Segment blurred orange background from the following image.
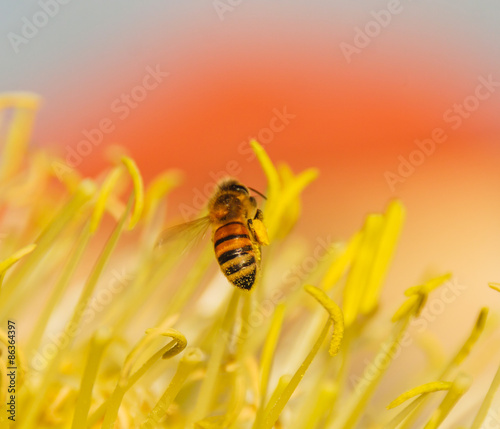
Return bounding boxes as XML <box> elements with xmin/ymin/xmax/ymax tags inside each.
<box><xmin>5</xmin><ymin>1</ymin><xmax>500</xmax><ymax>342</ymax></box>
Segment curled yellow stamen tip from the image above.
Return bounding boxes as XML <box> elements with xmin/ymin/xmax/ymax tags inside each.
<box><xmin>387</xmin><ymin>381</ymin><xmax>453</xmax><ymax>409</ymax></box>
<box><xmin>304</xmin><ymin>285</ymin><xmax>344</xmax><ymax>356</ymax></box>
<box><xmin>162</xmin><ymin>333</ymin><xmax>188</xmax><ymax>359</ymax></box>
<box><xmin>120</xmin><ymin>329</ymin><xmax>187</xmax><ymax>388</ymax></box>
<box><xmin>144</xmin><ymin>328</ymin><xmax>188</xmax><ymax>359</ymax></box>
<box><xmin>121</xmin><ymin>156</ymin><xmax>144</xmax><ymax>230</ymax></box>
<box><xmin>90</xmin><ymin>167</ymin><xmax>124</xmax><ymax>234</ymax></box>
<box><xmin>488</xmin><ymin>282</ymin><xmax>500</xmax><ymax>292</ymax></box>
<box><xmin>0</xmin><ymin>243</ymin><xmax>37</xmax><ymax>275</ymax></box>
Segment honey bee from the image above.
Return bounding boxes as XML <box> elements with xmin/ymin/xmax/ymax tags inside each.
<box><xmin>157</xmin><ymin>179</ymin><xmax>269</xmax><ymax>290</ymax></box>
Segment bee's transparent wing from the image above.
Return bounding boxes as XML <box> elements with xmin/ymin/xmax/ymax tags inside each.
<box><xmin>155</xmin><ymin>216</ymin><xmax>212</xmax><ymax>254</ymax></box>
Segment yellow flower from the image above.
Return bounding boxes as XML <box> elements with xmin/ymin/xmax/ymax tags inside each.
<box><xmin>0</xmin><ymin>93</ymin><xmax>499</xmax><ymax>428</ymax></box>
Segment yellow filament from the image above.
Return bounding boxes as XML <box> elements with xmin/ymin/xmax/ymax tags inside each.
<box><xmin>254</xmin><ymin>304</ymin><xmax>286</xmax><ymax>428</ymax></box>
<box><xmin>121</xmin><ymin>156</ymin><xmax>144</xmax><ymax>230</ymax></box>
<box><xmin>0</xmin><ymin>243</ymin><xmax>36</xmax><ymax>276</ymax></box>
<box><xmin>362</xmin><ymin>200</ymin><xmax>405</xmax><ymax>314</ymax></box>
<box><xmin>321</xmin><ymin>231</ymin><xmax>362</xmax><ymax>291</ymax></box>
<box><xmin>250</xmin><ymin>140</ymin><xmax>280</xmax><ymax>214</ymax></box>
<box><xmin>304</xmin><ymin>285</ymin><xmax>344</xmax><ymax>356</ymax></box>
<box><xmin>387</xmin><ymin>381</ymin><xmax>452</xmax><ymax>409</ymax></box>
<box><xmin>0</xmin><ymin>92</ymin><xmax>41</xmax><ymax>181</ymax></box>
<box><xmin>90</xmin><ymin>167</ymin><xmax>124</xmax><ymax>233</ymax></box>
<box><xmin>101</xmin><ymin>329</ymin><xmax>187</xmax><ymax>428</ymax></box>
<box><xmin>423</xmin><ymin>373</ymin><xmax>471</xmax><ymax>429</ymax></box>
<box><xmin>488</xmin><ymin>282</ymin><xmax>500</xmax><ymax>292</ymax></box>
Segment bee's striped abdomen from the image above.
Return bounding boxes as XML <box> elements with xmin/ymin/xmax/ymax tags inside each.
<box><xmin>213</xmin><ymin>221</ymin><xmax>258</xmax><ymax>290</ymax></box>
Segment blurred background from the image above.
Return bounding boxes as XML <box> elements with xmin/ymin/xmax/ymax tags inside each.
<box><xmin>2</xmin><ymin>1</ymin><xmax>500</xmax><ymax>347</ymax></box>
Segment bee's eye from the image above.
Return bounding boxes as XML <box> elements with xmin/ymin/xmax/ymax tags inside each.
<box><xmin>229</xmin><ymin>184</ymin><xmax>249</xmax><ymax>194</ymax></box>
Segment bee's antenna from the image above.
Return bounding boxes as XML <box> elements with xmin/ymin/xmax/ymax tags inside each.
<box><xmin>248</xmin><ymin>187</ymin><xmax>267</xmax><ymax>200</ymax></box>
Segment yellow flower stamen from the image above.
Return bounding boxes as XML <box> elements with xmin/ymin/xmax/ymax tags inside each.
<box><xmin>0</xmin><ymin>92</ymin><xmax>41</xmax><ymax>181</ymax></box>
<box><xmin>275</xmin><ymin>163</ymin><xmax>301</xmax><ymax>237</ymax></box>
<box><xmin>99</xmin><ymin>329</ymin><xmax>187</xmax><ymax>428</ymax></box>
<box><xmin>444</xmin><ymin>307</ymin><xmax>488</xmax><ymax>371</ymax></box>
<box><xmin>141</xmin><ymin>348</ymin><xmax>204</xmax><ymax>428</ymax></box>
<box><xmin>361</xmin><ymin>200</ymin><xmax>405</xmax><ymax>314</ymax></box>
<box><xmin>488</xmin><ymin>282</ymin><xmax>500</xmax><ymax>292</ymax></box>
<box><xmin>470</xmin><ymin>357</ymin><xmax>500</xmax><ymax>429</ymax></box>
<box><xmin>304</xmin><ymin>285</ymin><xmax>344</xmax><ymax>356</ymax></box>
<box><xmin>253</xmin><ymin>303</ymin><xmax>286</xmax><ymax>428</ymax></box>
<box><xmin>121</xmin><ymin>156</ymin><xmax>144</xmax><ymax>230</ymax></box>
<box><xmin>321</xmin><ymin>231</ymin><xmax>362</xmax><ymax>291</ymax></box>
<box><xmin>387</xmin><ymin>381</ymin><xmax>453</xmax><ymax>409</ymax></box>
<box><xmin>405</xmin><ymin>272</ymin><xmax>452</xmax><ymax>296</ymax></box>
<box><xmin>26</xmin><ymin>221</ymin><xmax>92</xmax><ymax>354</ymax></box>
<box><xmin>392</xmin><ymin>307</ymin><xmax>488</xmax><ymax>429</ymax></box>
<box><xmin>262</xmin><ymin>321</ymin><xmax>331</xmax><ymax>429</ymax></box>
<box><xmin>142</xmin><ymin>170</ymin><xmax>183</xmax><ymax>224</ymax></box>
<box><xmin>250</xmin><ymin>140</ymin><xmax>280</xmax><ymax>213</ymax></box>
<box><xmin>90</xmin><ymin>166</ymin><xmax>124</xmax><ymax>234</ymax></box>
<box><xmin>18</xmin><ymin>197</ymin><xmax>132</xmax><ymax>429</ymax></box>
<box><xmin>392</xmin><ymin>294</ymin><xmax>422</xmax><ymax>322</ymax></box>
<box><xmin>1</xmin><ymin>178</ymin><xmax>95</xmax><ymax>312</ymax></box>
<box><xmin>4</xmin><ymin>92</ymin><xmax>500</xmax><ymax>428</ymax></box>
<box><xmin>267</xmin><ymin>167</ymin><xmax>319</xmax><ymax>240</ymax></box>
<box><xmin>191</xmin><ymin>290</ymin><xmax>241</xmax><ymax>423</ymax></box>
<box><xmin>333</xmin><ymin>292</ymin><xmax>420</xmax><ymax>429</ymax></box>
<box><xmin>71</xmin><ymin>328</ymin><xmax>112</xmax><ymax>429</ymax></box>
<box><xmin>343</xmin><ymin>213</ymin><xmax>384</xmax><ymax>326</ymax></box>
<box><xmin>0</xmin><ymin>243</ymin><xmax>36</xmax><ymax>288</ymax></box>
<box><xmin>250</xmin><ymin>140</ymin><xmax>318</xmax><ymax>241</ymax></box>
<box><xmin>262</xmin><ymin>283</ymin><xmax>344</xmax><ymax>429</ymax></box>
<box><xmin>424</xmin><ymin>372</ymin><xmax>471</xmax><ymax>429</ymax></box>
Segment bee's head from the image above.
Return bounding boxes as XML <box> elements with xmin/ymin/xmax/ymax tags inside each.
<box><xmin>219</xmin><ymin>179</ymin><xmax>249</xmax><ymax>196</ymax></box>
<box><xmin>209</xmin><ymin>180</ymin><xmax>251</xmax><ymax>221</ymax></box>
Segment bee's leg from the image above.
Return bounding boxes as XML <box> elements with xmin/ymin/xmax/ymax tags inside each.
<box><xmin>248</xmin><ymin>210</ymin><xmax>270</xmax><ymax>246</ymax></box>
<box><xmin>254</xmin><ymin>209</ymin><xmax>264</xmax><ymax>221</ymax></box>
